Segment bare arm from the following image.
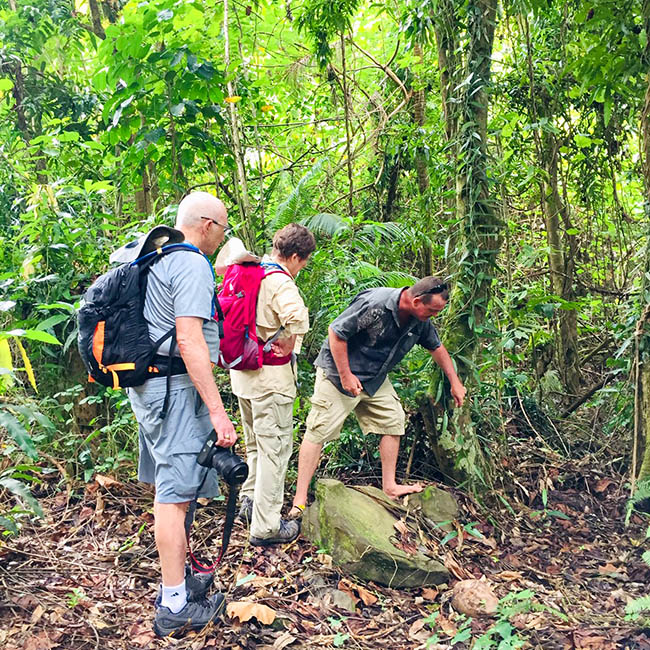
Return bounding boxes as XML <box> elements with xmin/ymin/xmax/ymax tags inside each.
<box><xmin>329</xmin><ymin>327</ymin><xmax>362</xmax><ymax>396</ymax></box>
<box><xmin>430</xmin><ymin>344</ymin><xmax>466</xmax><ymax>407</ymax></box>
<box><xmin>176</xmin><ymin>316</ymin><xmax>236</xmax><ymax>447</ymax></box>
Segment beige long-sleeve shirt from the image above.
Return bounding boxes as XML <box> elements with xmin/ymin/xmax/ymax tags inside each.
<box><xmin>229</xmin><ymin>257</ymin><xmax>309</xmax><ymax>399</ymax></box>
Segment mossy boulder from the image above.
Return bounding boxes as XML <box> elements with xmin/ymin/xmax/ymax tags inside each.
<box><xmin>302</xmin><ymin>479</ymin><xmax>449</xmax><ymax>588</ymax></box>
<box><xmin>408</xmin><ymin>485</ymin><xmax>459</xmax><ymax>531</ymax></box>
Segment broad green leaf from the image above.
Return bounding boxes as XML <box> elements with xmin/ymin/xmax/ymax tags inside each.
<box><xmin>0</xmin><ymin>477</ymin><xmax>43</xmax><ymax>517</ymax></box>
<box><xmin>0</xmin><ymin>515</ymin><xmax>19</xmax><ymax>534</ymax></box>
<box><xmin>4</xmin><ymin>330</ymin><xmax>60</xmax><ymax>345</ymax></box>
<box><xmin>0</xmin><ymin>410</ymin><xmax>37</xmax><ymax>458</ymax></box>
<box><xmin>0</xmin><ymin>78</ymin><xmax>14</xmax><ymax>91</ymax></box>
<box><xmin>573</xmin><ymin>134</ymin><xmax>592</xmax><ymax>148</ymax></box>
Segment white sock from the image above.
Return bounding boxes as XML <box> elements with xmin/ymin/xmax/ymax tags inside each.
<box><xmin>161</xmin><ymin>581</ymin><xmax>187</xmax><ymax>613</ymax></box>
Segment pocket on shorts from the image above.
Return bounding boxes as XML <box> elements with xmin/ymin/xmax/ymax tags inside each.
<box><xmin>305</xmin><ymin>396</ymin><xmax>332</xmax><ymax>432</ymax></box>
<box><xmin>271</xmin><ymin>396</ymin><xmax>294</xmax><ymax>431</ymax></box>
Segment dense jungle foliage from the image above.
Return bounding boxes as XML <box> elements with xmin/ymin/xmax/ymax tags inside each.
<box><xmin>0</xmin><ymin>0</ymin><xmax>649</xmax><ymax>536</ymax></box>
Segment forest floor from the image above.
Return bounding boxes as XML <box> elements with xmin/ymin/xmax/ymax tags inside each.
<box><xmin>1</xmin><ymin>436</ymin><xmax>650</xmax><ymax>650</ymax></box>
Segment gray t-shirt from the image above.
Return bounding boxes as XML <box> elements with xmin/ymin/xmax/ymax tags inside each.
<box><xmin>315</xmin><ymin>287</ymin><xmax>441</xmax><ymax>396</ymax></box>
<box><xmin>128</xmin><ymin>248</ymin><xmax>219</xmax><ymax>398</ymax></box>
<box><xmin>143</xmin><ymin>248</ymin><xmax>220</xmax><ymax>359</ymax></box>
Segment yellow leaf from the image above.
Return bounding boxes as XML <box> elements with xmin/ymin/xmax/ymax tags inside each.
<box><xmin>261</xmin><ymin>104</ymin><xmax>273</xmax><ymax>112</ymax></box>
<box><xmin>14</xmin><ymin>336</ymin><xmax>37</xmax><ymax>392</ymax></box>
<box><xmin>224</xmin><ymin>96</ymin><xmax>242</xmax><ymax>103</ymax></box>
<box><xmin>0</xmin><ymin>339</ymin><xmax>13</xmax><ymax>389</ymax></box>
<box><xmin>22</xmin><ymin>258</ymin><xmax>35</xmax><ymax>279</ymax></box>
<box><xmin>226</xmin><ymin>601</ymin><xmax>276</xmax><ymax>625</ymax></box>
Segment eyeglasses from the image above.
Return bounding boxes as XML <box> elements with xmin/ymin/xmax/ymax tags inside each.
<box><xmin>201</xmin><ymin>216</ymin><xmax>231</xmax><ymax>236</ymax></box>
<box><xmin>416</xmin><ymin>283</ymin><xmax>449</xmax><ymax>297</ymax></box>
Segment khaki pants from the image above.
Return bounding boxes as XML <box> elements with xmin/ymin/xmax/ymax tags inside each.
<box><xmin>304</xmin><ymin>368</ymin><xmax>405</xmax><ymax>444</ymax></box>
<box><xmin>238</xmin><ymin>393</ymin><xmax>294</xmax><ymax>539</ymax></box>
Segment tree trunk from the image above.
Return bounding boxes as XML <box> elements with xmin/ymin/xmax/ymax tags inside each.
<box><xmin>223</xmin><ymin>0</ymin><xmax>255</xmax><ymax>250</ymax></box>
<box><xmin>541</xmin><ymin>130</ymin><xmax>581</xmax><ymax>394</ymax></box>
<box><xmin>433</xmin><ymin>0</ymin><xmax>462</xmax><ymax>262</ymax></box>
<box><xmin>412</xmin><ymin>44</ymin><xmax>429</xmax><ymax>195</ymax></box>
<box><xmin>635</xmin><ymin>0</ymin><xmax>650</xmax><ymax>483</ymax></box>
<box><xmin>424</xmin><ymin>0</ymin><xmax>500</xmax><ymax>486</ymax></box>
<box><xmin>88</xmin><ymin>0</ymin><xmax>106</xmax><ymax>39</ymax></box>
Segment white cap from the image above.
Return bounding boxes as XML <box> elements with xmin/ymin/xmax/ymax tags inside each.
<box><xmin>214</xmin><ymin>237</ymin><xmax>260</xmax><ymax>275</ymax></box>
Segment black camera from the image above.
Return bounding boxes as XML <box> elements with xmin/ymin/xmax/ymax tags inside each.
<box><xmin>197</xmin><ymin>430</ymin><xmax>249</xmax><ymax>486</ymax></box>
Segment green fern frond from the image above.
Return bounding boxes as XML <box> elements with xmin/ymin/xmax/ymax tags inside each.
<box><xmin>626</xmin><ymin>595</ymin><xmax>650</xmax><ymax>616</ymax></box>
<box><xmin>630</xmin><ymin>480</ymin><xmax>650</xmax><ymax>506</ymax></box>
<box><xmin>303</xmin><ymin>212</ymin><xmax>351</xmax><ymax>237</ymax></box>
<box><xmin>348</xmin><ymin>261</ymin><xmax>416</xmax><ymax>289</ymax></box>
<box><xmin>273</xmin><ymin>159</ymin><xmax>326</xmax><ymax>229</ymax></box>
<box><xmin>626</xmin><ymin>479</ymin><xmax>650</xmax><ymax>524</ymax></box>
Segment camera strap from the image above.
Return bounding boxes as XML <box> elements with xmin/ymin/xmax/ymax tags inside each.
<box><xmin>184</xmin><ymin>470</ymin><xmax>240</xmax><ymax>573</ymax></box>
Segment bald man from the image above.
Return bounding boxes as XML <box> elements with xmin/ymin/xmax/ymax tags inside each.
<box><xmin>126</xmin><ymin>192</ymin><xmax>236</xmax><ymax>637</ymax></box>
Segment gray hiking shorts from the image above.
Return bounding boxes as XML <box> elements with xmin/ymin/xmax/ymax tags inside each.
<box><xmin>128</xmin><ymin>375</ymin><xmax>219</xmax><ymax>504</ymax></box>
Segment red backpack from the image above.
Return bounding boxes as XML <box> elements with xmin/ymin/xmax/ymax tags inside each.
<box><xmin>214</xmin><ymin>262</ymin><xmax>292</xmax><ymax>370</ymax></box>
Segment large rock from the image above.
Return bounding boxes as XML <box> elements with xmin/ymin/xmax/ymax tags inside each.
<box><xmin>302</xmin><ymin>479</ymin><xmax>449</xmax><ymax>588</ymax></box>
<box><xmin>407</xmin><ymin>485</ymin><xmax>459</xmax><ymax>532</ymax></box>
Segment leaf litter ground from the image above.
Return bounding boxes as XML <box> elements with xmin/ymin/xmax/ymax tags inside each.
<box><xmin>1</xmin><ymin>437</ymin><xmax>649</xmax><ymax>650</ymax></box>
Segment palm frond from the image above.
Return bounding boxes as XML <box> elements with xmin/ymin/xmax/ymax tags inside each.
<box><xmin>272</xmin><ymin>159</ymin><xmax>327</xmax><ymax>230</ymax></box>
<box><xmin>302</xmin><ymin>212</ymin><xmax>351</xmax><ymax>237</ymax></box>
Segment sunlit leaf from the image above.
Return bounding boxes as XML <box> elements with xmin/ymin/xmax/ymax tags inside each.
<box><xmin>13</xmin><ymin>337</ymin><xmax>37</xmax><ymax>393</ymax></box>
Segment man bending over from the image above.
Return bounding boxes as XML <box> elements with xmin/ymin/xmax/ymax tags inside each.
<box><xmin>290</xmin><ymin>277</ymin><xmax>466</xmax><ymax>518</ymax></box>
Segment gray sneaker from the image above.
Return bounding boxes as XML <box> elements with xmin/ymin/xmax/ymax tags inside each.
<box><xmin>153</xmin><ymin>592</ymin><xmax>225</xmax><ymax>637</ymax></box>
<box><xmin>154</xmin><ymin>565</ymin><xmax>214</xmax><ymax>607</ymax></box>
<box><xmin>238</xmin><ymin>496</ymin><xmax>253</xmax><ymax>523</ymax></box>
<box><xmin>249</xmin><ymin>519</ymin><xmax>300</xmax><ymax>547</ymax></box>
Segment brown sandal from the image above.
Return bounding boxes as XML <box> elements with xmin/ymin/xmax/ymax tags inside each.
<box><xmin>288</xmin><ymin>504</ymin><xmax>305</xmax><ymax>519</ymax></box>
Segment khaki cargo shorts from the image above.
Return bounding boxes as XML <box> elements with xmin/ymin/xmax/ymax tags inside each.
<box><xmin>304</xmin><ymin>368</ymin><xmax>405</xmax><ymax>444</ymax></box>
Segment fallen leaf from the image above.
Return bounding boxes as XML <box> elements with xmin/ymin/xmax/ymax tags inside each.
<box><xmin>128</xmin><ymin>621</ymin><xmax>155</xmax><ymax>645</ymax></box>
<box><xmin>131</xmin><ymin>630</ymin><xmax>156</xmax><ymax>647</ymax></box>
<box><xmin>24</xmin><ymin>631</ymin><xmax>57</xmax><ymax>650</ymax></box>
<box><xmin>436</xmin><ymin>613</ymin><xmax>458</xmax><ymax>637</ymax></box>
<box><xmin>444</xmin><ymin>552</ymin><xmax>473</xmax><ymax>580</ymax></box>
<box><xmin>272</xmin><ymin>631</ymin><xmax>297</xmax><ymax>649</ymax></box>
<box><xmin>496</xmin><ymin>570</ymin><xmax>523</xmax><ymax>581</ymax></box>
<box><xmin>355</xmin><ymin>584</ymin><xmax>378</xmax><ymax>606</ymax></box>
<box><xmin>227</xmin><ymin>601</ymin><xmax>276</xmax><ymax>625</ymax></box>
<box><xmin>30</xmin><ymin>604</ymin><xmax>45</xmax><ymax>624</ymax></box>
<box><xmin>12</xmin><ymin>594</ymin><xmax>40</xmax><ymax>609</ymax></box>
<box><xmin>337</xmin><ymin>579</ymin><xmax>360</xmax><ymax>606</ymax></box>
<box><xmin>408</xmin><ymin>618</ymin><xmax>430</xmax><ymax>642</ymax></box>
<box><xmin>95</xmin><ymin>474</ymin><xmax>121</xmax><ymax>488</ymax></box>
<box><xmin>594</xmin><ymin>479</ymin><xmax>616</xmax><ymax>493</ymax></box>
<box><xmin>317</xmin><ymin>553</ymin><xmax>332</xmax><ymax>568</ymax></box>
<box><xmin>598</xmin><ymin>563</ymin><xmax>620</xmax><ymax>575</ymax></box>
<box><xmin>451</xmin><ymin>579</ymin><xmax>498</xmax><ymax>617</ymax></box>
<box><xmin>394</xmin><ymin>519</ymin><xmax>408</xmax><ymax>535</ymax></box>
<box><xmin>421</xmin><ymin>587</ymin><xmax>439</xmax><ymax>600</ymax></box>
